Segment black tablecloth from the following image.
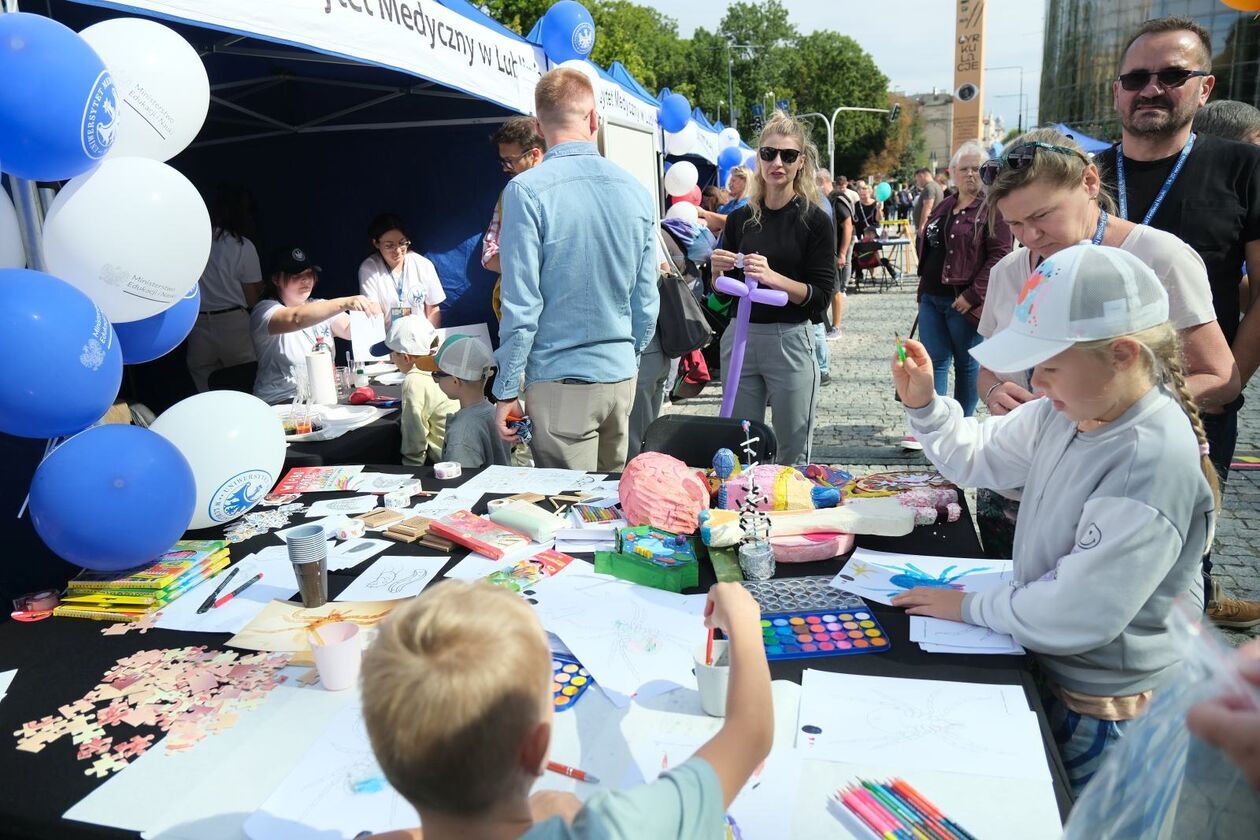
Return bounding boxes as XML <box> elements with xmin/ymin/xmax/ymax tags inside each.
<box><xmin>0</xmin><ymin>466</ymin><xmax>1071</xmax><ymax>838</ymax></box>
<box><xmin>283</xmin><ymin>385</ymin><xmax>404</xmax><ymax>469</ymax></box>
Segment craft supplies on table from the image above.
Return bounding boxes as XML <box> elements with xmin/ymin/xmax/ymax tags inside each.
<box><xmin>741</xmin><ymin>575</ymin><xmax>870</xmax><ymax>613</ymax></box>
<box><xmin>428</xmin><ymin>509</ymin><xmax>535</xmax><ymax>561</ymax></box>
<box><xmin>551</xmin><ymin>653</ymin><xmax>594</xmax><ymax>711</ymax></box>
<box><xmin>833</xmin><ymin>778</ymin><xmax>979</xmax><ymax>840</ymax></box>
<box><xmin>831</xmin><ymin>547</ymin><xmax>1014</xmax><ymax>606</ymax></box>
<box><xmin>487</xmin><ymin>499</ymin><xmax>569</xmax><ymax>542</ymax></box>
<box><xmin>750</xmin><ymin>607</ymin><xmax>890</xmax><ymax>660</ymax></box>
<box><xmin>55</xmin><ymin>540</ymin><xmax>232</xmax><ymax>622</ymax></box>
<box><xmin>594</xmin><ymin>526</ymin><xmax>699</xmax><ymax>592</ymax></box>
<box><xmin>273</xmin><ymin>465</ymin><xmax>365</xmax><ymax>495</ymax></box>
<box><xmin>433</xmin><ymin>461</ymin><xmax>462</xmax><ymax>479</ymax></box>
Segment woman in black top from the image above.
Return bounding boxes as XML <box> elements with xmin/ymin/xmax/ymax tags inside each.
<box><xmin>711</xmin><ymin>110</ymin><xmax>837</xmax><ymax>464</ymax></box>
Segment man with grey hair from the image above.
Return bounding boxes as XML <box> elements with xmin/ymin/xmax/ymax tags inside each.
<box><xmin>1193</xmin><ymin>99</ymin><xmax>1260</xmax><ymax>146</ymax></box>
<box><xmin>1095</xmin><ymin>16</ymin><xmax>1260</xmax><ymax>628</ymax></box>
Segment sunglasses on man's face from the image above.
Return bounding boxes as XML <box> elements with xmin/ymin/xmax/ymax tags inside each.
<box><xmin>1117</xmin><ymin>67</ymin><xmax>1209</xmax><ymax>92</ymax></box>
<box><xmin>978</xmin><ymin>142</ymin><xmax>1085</xmax><ymax>186</ymax></box>
<box><xmin>758</xmin><ymin>146</ymin><xmax>802</xmax><ymax>165</ymax></box>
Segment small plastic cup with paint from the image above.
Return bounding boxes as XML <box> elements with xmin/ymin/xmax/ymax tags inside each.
<box><xmin>693</xmin><ymin>640</ymin><xmax>730</xmax><ymax>717</ymax></box>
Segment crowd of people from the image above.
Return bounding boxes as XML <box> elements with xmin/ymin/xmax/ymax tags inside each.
<box><xmin>171</xmin><ymin>15</ymin><xmax>1260</xmax><ymax>818</ymax></box>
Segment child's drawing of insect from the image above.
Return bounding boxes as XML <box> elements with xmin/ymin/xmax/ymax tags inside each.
<box><xmin>875</xmin><ymin>562</ymin><xmax>988</xmax><ymax>597</ymax></box>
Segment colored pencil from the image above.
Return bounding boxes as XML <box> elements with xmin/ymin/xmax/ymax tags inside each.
<box><xmin>546</xmin><ymin>760</ymin><xmax>600</xmax><ymax>784</ymax></box>
<box><xmin>851</xmin><ymin>787</ymin><xmax>914</xmax><ymax>840</ymax></box>
<box><xmin>197</xmin><ymin>566</ymin><xmax>240</xmax><ymax>614</ymax></box>
<box><xmin>875</xmin><ymin>781</ymin><xmax>957</xmax><ymax>840</ymax></box>
<box><xmin>862</xmin><ymin>781</ymin><xmax>940</xmax><ymax>840</ymax></box>
<box><xmin>705</xmin><ymin>628</ymin><xmax>714</xmax><ymax>666</ymax></box>
<box><xmin>895</xmin><ymin>332</ymin><xmax>906</xmax><ymax>364</ymax></box>
<box><xmin>841</xmin><ymin>787</ymin><xmax>901</xmax><ymax>840</ymax></box>
<box><xmin>213</xmin><ymin>572</ymin><xmax>263</xmax><ymax>609</ymax></box>
<box><xmin>891</xmin><ymin>779</ymin><xmax>976</xmax><ymax>840</ymax></box>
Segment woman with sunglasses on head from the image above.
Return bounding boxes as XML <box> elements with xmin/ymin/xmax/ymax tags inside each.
<box><xmin>358</xmin><ymin>212</ymin><xmax>445</xmax><ymax>327</ymax></box>
<box><xmin>975</xmin><ymin>127</ymin><xmax>1238</xmax><ymax>559</ymax></box>
<box><xmin>711</xmin><ymin>111</ymin><xmax>837</xmax><ymax>465</ymax></box>
<box><xmin>911</xmin><ymin>140</ymin><xmax>1013</xmax><ymax>443</ymax></box>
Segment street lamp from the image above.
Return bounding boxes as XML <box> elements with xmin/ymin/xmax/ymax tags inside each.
<box><xmin>985</xmin><ymin>65</ymin><xmax>1025</xmax><ymax>132</ymax></box>
<box><xmin>796</xmin><ymin>106</ymin><xmax>897</xmax><ymax>176</ymax></box>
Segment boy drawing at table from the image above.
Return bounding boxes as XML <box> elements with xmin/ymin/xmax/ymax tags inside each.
<box><xmin>891</xmin><ymin>243</ymin><xmax>1218</xmax><ymax>794</ymax></box>
<box><xmin>360</xmin><ymin>580</ymin><xmax>772</xmax><ymax>840</ymax></box>
<box><xmin>431</xmin><ymin>334</ymin><xmax>512</xmax><ymax>469</ymax></box>
<box><xmin>371</xmin><ymin>316</ymin><xmax>457</xmax><ymax>467</ymax></box>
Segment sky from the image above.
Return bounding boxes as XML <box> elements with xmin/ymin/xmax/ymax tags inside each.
<box><xmin>638</xmin><ymin>0</ymin><xmax>1044</xmax><ymax>134</ymax></box>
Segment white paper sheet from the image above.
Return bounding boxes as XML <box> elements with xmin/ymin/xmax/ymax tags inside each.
<box><xmin>530</xmin><ymin>573</ymin><xmax>706</xmax><ymax>706</ymax></box>
<box><xmin>409</xmin><ymin>487</ymin><xmax>484</xmax><ymax>519</ymax></box>
<box><xmin>830</xmin><ymin>548</ymin><xmax>1014</xmax><ymax>606</ymax></box>
<box><xmin>348</xmin><ymin>472</ymin><xmax>416</xmax><ymax>494</ymax></box>
<box><xmin>794</xmin><ymin>670</ymin><xmax>1049</xmax><ymax>781</ymax></box>
<box><xmin>64</xmin><ymin>670</ymin><xmax>357</xmax><ymax>838</ymax></box>
<box><xmin>349</xmin><ymin>311</ymin><xmax>388</xmax><ymax>361</ymax></box>
<box><xmin>552</xmin><ymin>537</ymin><xmax>618</xmax><ymax>554</ymax></box>
<box><xmin>455</xmin><ymin>466</ymin><xmax>607</xmax><ymax>497</ymax></box>
<box><xmin>303</xmin><ymin>495</ymin><xmax>378</xmax><ymax>518</ymax></box>
<box><xmin>334</xmin><ymin>555</ymin><xmax>449</xmax><ymax>602</ymax></box>
<box><xmin>327</xmin><ymin>538</ymin><xmax>393</xmax><ymax>571</ymax></box>
<box><xmin>244</xmin><ymin>702</ymin><xmax>418</xmax><ymax>840</ymax></box>
<box><xmin>909</xmin><ymin>616</ymin><xmax>1025</xmax><ymax>654</ymax></box>
<box><xmin>918</xmin><ymin>642</ymin><xmax>1027</xmax><ymax>655</ymax></box>
<box><xmin>435</xmin><ymin>321</ymin><xmax>492</xmax><ymax>352</ymax></box>
<box><xmin>0</xmin><ymin>668</ymin><xmax>15</xmax><ymax>705</ymax></box>
<box><xmin>153</xmin><ymin>550</ymin><xmax>300</xmax><ymax>633</ymax></box>
<box><xmin>441</xmin><ymin>553</ymin><xmax>504</xmax><ymax>581</ymax></box>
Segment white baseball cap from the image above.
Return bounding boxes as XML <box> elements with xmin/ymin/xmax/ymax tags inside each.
<box><xmin>371</xmin><ymin>315</ymin><xmax>440</xmax><ymax>368</ymax></box>
<box><xmin>970</xmin><ymin>242</ymin><xmax>1170</xmax><ymax>374</ymax></box>
<box><xmin>433</xmin><ymin>334</ymin><xmax>495</xmax><ymax>381</ymax></box>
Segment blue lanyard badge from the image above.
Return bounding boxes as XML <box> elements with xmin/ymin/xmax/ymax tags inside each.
<box><xmin>1091</xmin><ymin>208</ymin><xmax>1108</xmax><ymax>245</ymax></box>
<box><xmin>1116</xmin><ymin>133</ymin><xmax>1195</xmax><ymax>224</ymax></box>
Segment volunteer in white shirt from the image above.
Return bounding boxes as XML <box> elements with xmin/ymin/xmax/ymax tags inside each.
<box><xmin>357</xmin><ymin>213</ymin><xmax>445</xmax><ymax>326</ymax></box>
<box><xmin>251</xmin><ymin>246</ymin><xmax>382</xmax><ymax>404</ymax></box>
<box><xmin>186</xmin><ymin>186</ymin><xmax>265</xmax><ymax>391</ymax></box>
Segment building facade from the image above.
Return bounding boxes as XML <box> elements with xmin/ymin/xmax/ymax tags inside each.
<box><xmin>913</xmin><ymin>91</ymin><xmax>954</xmax><ymax>172</ymax></box>
<box><xmin>1040</xmin><ymin>0</ymin><xmax>1260</xmax><ymax>142</ymax></box>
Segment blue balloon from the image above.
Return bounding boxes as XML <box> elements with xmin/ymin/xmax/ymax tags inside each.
<box><xmin>718</xmin><ymin>165</ymin><xmax>731</xmax><ymax>188</ymax></box>
<box><xmin>30</xmin><ymin>425</ymin><xmax>196</xmax><ymax>571</ymax></box>
<box><xmin>660</xmin><ymin>93</ymin><xmax>691</xmax><ymax>134</ymax></box>
<box><xmin>718</xmin><ymin>145</ymin><xmax>744</xmax><ymax>169</ymax></box>
<box><xmin>540</xmin><ymin>0</ymin><xmax>596</xmax><ymax>63</ymax></box>
<box><xmin>1</xmin><ymin>269</ymin><xmax>123</xmax><ymax>437</ymax></box>
<box><xmin>114</xmin><ymin>284</ymin><xmax>200</xmax><ymax>364</ymax></box>
<box><xmin>0</xmin><ymin>14</ymin><xmax>117</xmax><ymax>181</ymax></box>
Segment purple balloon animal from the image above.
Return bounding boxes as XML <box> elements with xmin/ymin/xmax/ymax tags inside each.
<box><xmin>715</xmin><ymin>254</ymin><xmax>789</xmax><ymax>417</ymax></box>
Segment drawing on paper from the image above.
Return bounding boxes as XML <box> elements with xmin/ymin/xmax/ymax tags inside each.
<box><xmin>366</xmin><ymin>567</ymin><xmax>430</xmax><ymax>595</ymax></box>
<box><xmin>839</xmin><ymin>561</ymin><xmax>988</xmax><ymax>599</ymax></box>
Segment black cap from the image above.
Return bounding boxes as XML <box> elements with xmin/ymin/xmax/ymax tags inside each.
<box><xmin>271</xmin><ymin>246</ymin><xmax>321</xmax><ymax>275</ymax></box>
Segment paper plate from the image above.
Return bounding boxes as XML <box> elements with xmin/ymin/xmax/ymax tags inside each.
<box><xmin>373</xmin><ymin>371</ymin><xmax>406</xmax><ymax>385</ymax></box>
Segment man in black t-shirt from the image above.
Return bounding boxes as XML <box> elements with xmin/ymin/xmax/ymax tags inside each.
<box><xmin>1096</xmin><ymin>16</ymin><xmax>1260</xmax><ymax>629</ymax></box>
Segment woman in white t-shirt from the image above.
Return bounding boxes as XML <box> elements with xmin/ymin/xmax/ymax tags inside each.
<box><xmin>973</xmin><ymin>128</ymin><xmax>1238</xmax><ymax>558</ymax></box>
<box><xmin>358</xmin><ymin>213</ymin><xmax>445</xmax><ymax>326</ymax></box>
<box><xmin>251</xmin><ymin>246</ymin><xmax>382</xmax><ymax>404</ymax></box>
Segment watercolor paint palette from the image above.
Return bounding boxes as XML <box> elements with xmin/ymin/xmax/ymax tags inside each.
<box><xmin>740</xmin><ymin>576</ymin><xmax>869</xmax><ymax>614</ymax></box>
<box><xmin>551</xmin><ymin>653</ymin><xmax>594</xmax><ymax>711</ymax></box>
<box><xmin>757</xmin><ymin>608</ymin><xmax>891</xmax><ymax>660</ymax></box>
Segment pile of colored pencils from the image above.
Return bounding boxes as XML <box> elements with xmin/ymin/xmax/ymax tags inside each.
<box><xmin>834</xmin><ymin>778</ymin><xmax>976</xmax><ymax>840</ymax></box>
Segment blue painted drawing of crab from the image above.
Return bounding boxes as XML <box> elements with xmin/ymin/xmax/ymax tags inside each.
<box><xmin>875</xmin><ymin>562</ymin><xmax>988</xmax><ymax>597</ymax></box>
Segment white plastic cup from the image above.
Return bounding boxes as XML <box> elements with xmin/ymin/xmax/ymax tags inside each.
<box><xmin>693</xmin><ymin>640</ymin><xmax>730</xmax><ymax>717</ymax></box>
<box><xmin>311</xmin><ymin>621</ymin><xmax>362</xmax><ymax>691</ymax></box>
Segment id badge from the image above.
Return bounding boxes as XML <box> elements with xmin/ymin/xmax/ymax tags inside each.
<box><xmin>390</xmin><ymin>306</ymin><xmax>413</xmax><ymax>319</ymax></box>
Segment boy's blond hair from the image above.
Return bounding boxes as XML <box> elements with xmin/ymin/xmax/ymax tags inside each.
<box><xmin>361</xmin><ymin>580</ymin><xmax>553</xmax><ymax>815</ymax></box>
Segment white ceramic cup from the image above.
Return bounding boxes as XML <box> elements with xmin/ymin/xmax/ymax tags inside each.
<box><xmin>693</xmin><ymin>640</ymin><xmax>730</xmax><ymax>717</ymax></box>
<box><xmin>311</xmin><ymin>621</ymin><xmax>362</xmax><ymax>691</ymax></box>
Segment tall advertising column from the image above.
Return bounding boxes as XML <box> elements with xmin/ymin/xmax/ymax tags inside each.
<box><xmin>951</xmin><ymin>0</ymin><xmax>986</xmax><ymax>153</ymax></box>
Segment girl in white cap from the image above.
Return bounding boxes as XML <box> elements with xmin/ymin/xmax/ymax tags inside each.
<box><xmin>890</xmin><ymin>242</ymin><xmax>1219</xmax><ymax>794</ymax></box>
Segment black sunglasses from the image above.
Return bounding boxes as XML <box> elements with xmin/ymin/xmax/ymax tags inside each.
<box><xmin>758</xmin><ymin>146</ymin><xmax>802</xmax><ymax>165</ymax></box>
<box><xmin>978</xmin><ymin>142</ymin><xmax>1086</xmax><ymax>186</ymax></box>
<box><xmin>1117</xmin><ymin>67</ymin><xmax>1209</xmax><ymax>92</ymax></box>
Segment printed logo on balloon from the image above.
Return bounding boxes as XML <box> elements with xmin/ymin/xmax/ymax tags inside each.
<box><xmin>79</xmin><ymin>307</ymin><xmax>113</xmax><ymax>372</ymax></box>
<box><xmin>80</xmin><ymin>71</ymin><xmax>119</xmax><ymax>160</ymax></box>
<box><xmin>572</xmin><ymin>22</ymin><xmax>595</xmax><ymax>56</ymax></box>
<box><xmin>209</xmin><ymin>470</ymin><xmax>273</xmax><ymax>523</ymax></box>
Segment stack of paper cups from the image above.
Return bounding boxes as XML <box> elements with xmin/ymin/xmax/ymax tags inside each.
<box><xmin>307</xmin><ymin>346</ymin><xmax>338</xmax><ymax>405</ymax></box>
<box><xmin>287</xmin><ymin>524</ymin><xmax>329</xmax><ymax>608</ymax></box>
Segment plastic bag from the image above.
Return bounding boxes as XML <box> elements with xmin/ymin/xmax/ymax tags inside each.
<box><xmin>1063</xmin><ymin>597</ymin><xmax>1260</xmax><ymax>839</ymax></box>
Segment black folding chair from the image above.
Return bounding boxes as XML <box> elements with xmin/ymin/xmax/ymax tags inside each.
<box><xmin>641</xmin><ymin>414</ymin><xmax>778</xmax><ymax>468</ymax></box>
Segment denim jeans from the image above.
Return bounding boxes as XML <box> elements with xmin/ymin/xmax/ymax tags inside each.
<box><xmin>813</xmin><ymin>323</ymin><xmax>829</xmax><ymax>376</ymax></box>
<box><xmin>918</xmin><ymin>294</ymin><xmax>981</xmax><ymax>416</ymax></box>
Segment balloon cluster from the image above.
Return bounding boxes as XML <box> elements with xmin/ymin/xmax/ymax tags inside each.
<box><xmin>0</xmin><ymin>14</ymin><xmax>283</xmax><ymax>571</ymax></box>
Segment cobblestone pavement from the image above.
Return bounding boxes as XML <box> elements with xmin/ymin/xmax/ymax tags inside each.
<box><xmin>664</xmin><ymin>281</ymin><xmax>1260</xmax><ymax>645</ymax></box>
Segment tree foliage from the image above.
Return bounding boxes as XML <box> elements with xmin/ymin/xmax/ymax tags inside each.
<box><xmin>481</xmin><ymin>0</ymin><xmax>897</xmax><ymax>175</ymax></box>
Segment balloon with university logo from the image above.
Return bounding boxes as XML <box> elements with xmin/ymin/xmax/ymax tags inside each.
<box><xmin>540</xmin><ymin>0</ymin><xmax>596</xmax><ymax>64</ymax></box>
<box><xmin>29</xmin><ymin>425</ymin><xmax>196</xmax><ymax>572</ymax></box>
<box><xmin>150</xmin><ymin>391</ymin><xmax>286</xmax><ymax>530</ymax></box>
<box><xmin>79</xmin><ymin>18</ymin><xmax>211</xmax><ymax>162</ymax></box>
<box><xmin>113</xmin><ymin>283</ymin><xmax>200</xmax><ymax>364</ymax></box>
<box><xmin>0</xmin><ymin>13</ymin><xmax>117</xmax><ymax>181</ymax></box>
<box><xmin>42</xmin><ymin>157</ymin><xmax>211</xmax><ymax>323</ymax></box>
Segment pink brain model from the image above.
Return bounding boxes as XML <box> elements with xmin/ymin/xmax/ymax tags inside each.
<box><xmin>619</xmin><ymin>452</ymin><xmax>711</xmax><ymax>534</ymax></box>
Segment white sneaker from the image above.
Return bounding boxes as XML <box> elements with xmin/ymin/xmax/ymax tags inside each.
<box><xmin>900</xmin><ymin>436</ymin><xmax>923</xmax><ymax>451</ymax></box>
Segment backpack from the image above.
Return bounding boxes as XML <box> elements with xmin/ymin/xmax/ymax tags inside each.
<box><xmin>654</xmin><ymin>229</ymin><xmax>714</xmax><ymax>359</ymax></box>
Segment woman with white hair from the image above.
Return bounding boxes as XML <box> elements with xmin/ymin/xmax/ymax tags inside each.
<box><xmin>910</xmin><ymin>140</ymin><xmax>1012</xmax><ymax>437</ymax></box>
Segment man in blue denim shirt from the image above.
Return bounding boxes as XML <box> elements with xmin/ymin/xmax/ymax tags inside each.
<box><xmin>492</xmin><ymin>68</ymin><xmax>659</xmax><ymax>471</ymax></box>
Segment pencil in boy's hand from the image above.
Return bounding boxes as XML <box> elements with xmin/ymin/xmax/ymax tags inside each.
<box><xmin>895</xmin><ymin>332</ymin><xmax>906</xmax><ymax>365</ymax></box>
<box><xmin>546</xmin><ymin>760</ymin><xmax>600</xmax><ymax>784</ymax></box>
<box><xmin>705</xmin><ymin>627</ymin><xmax>714</xmax><ymax>666</ymax></box>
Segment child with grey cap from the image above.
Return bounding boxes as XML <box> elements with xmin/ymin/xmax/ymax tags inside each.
<box><xmin>432</xmin><ymin>335</ymin><xmax>512</xmax><ymax>469</ymax></box>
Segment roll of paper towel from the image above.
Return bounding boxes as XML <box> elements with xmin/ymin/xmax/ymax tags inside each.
<box><xmin>307</xmin><ymin>345</ymin><xmax>338</xmax><ymax>405</ymax></box>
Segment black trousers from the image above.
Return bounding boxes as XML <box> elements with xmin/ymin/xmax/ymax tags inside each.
<box><xmin>1200</xmin><ymin>395</ymin><xmax>1242</xmax><ymax>605</ymax></box>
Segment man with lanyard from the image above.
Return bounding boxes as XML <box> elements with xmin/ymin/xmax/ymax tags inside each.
<box><xmin>1096</xmin><ymin>16</ymin><xmax>1260</xmax><ymax>629</ymax></box>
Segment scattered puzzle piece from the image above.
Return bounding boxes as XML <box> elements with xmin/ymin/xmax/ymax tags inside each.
<box><xmin>114</xmin><ymin>734</ymin><xmax>153</xmax><ymax>759</ymax></box>
<box><xmin>84</xmin><ymin>753</ymin><xmax>129</xmax><ymax>778</ymax></box>
<box><xmin>76</xmin><ymin>736</ymin><xmax>113</xmax><ymax>760</ymax></box>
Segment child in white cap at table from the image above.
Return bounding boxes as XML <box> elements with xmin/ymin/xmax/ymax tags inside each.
<box><xmin>889</xmin><ymin>242</ymin><xmax>1219</xmax><ymax>795</ymax></box>
<box><xmin>431</xmin><ymin>334</ymin><xmax>512</xmax><ymax>469</ymax></box>
<box><xmin>371</xmin><ymin>315</ymin><xmax>457</xmax><ymax>466</ymax></box>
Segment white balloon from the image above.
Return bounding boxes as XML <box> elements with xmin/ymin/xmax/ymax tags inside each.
<box><xmin>43</xmin><ymin>157</ymin><xmax>211</xmax><ymax>323</ymax></box>
<box><xmin>664</xmin><ymin>122</ymin><xmax>698</xmax><ymax>157</ymax></box>
<box><xmin>663</xmin><ymin>160</ymin><xmax>699</xmax><ymax>197</ymax></box>
<box><xmin>719</xmin><ymin>127</ymin><xmax>741</xmax><ymax>149</ymax></box>
<box><xmin>557</xmin><ymin>58</ymin><xmax>603</xmax><ymax>102</ymax></box>
<box><xmin>665</xmin><ymin>201</ymin><xmax>699</xmax><ymax>224</ymax></box>
<box><xmin>151</xmin><ymin>391</ymin><xmax>286</xmax><ymax>530</ymax></box>
<box><xmin>80</xmin><ymin>18</ymin><xmax>210</xmax><ymax>162</ymax></box>
<box><xmin>0</xmin><ymin>186</ymin><xmax>25</xmax><ymax>269</ymax></box>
